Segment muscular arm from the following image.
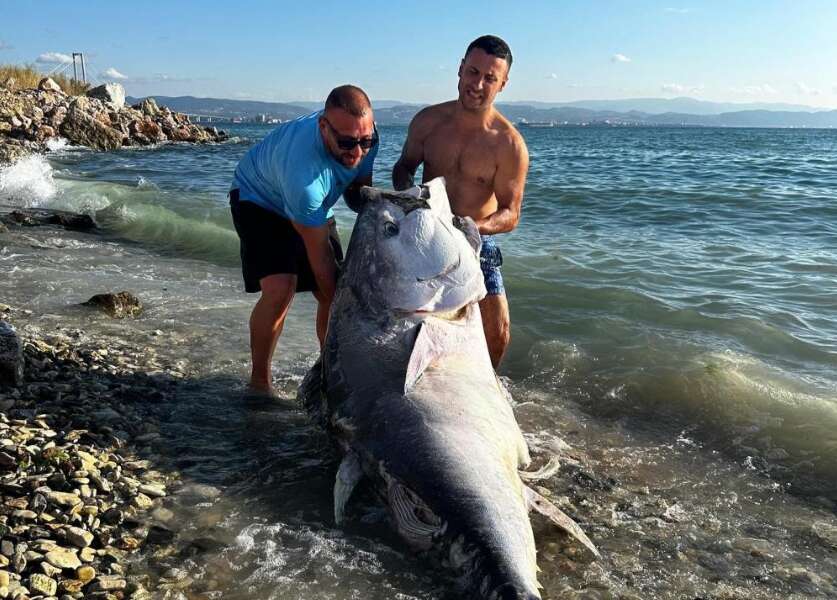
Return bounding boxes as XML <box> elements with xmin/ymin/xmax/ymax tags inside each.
<box><xmin>392</xmin><ymin>110</ymin><xmax>430</xmax><ymax>190</ymax></box>
<box><xmin>475</xmin><ymin>133</ymin><xmax>529</xmax><ymax>235</ymax></box>
<box><xmin>292</xmin><ymin>222</ymin><xmax>337</xmax><ymax>302</ymax></box>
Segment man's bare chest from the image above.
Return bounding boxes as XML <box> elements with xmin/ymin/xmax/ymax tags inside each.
<box><xmin>424</xmin><ymin>131</ymin><xmax>498</xmax><ymax>186</ymax></box>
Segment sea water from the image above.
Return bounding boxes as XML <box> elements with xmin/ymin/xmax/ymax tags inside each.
<box><xmin>1</xmin><ymin>125</ymin><xmax>835</xmax><ymax>598</ymax></box>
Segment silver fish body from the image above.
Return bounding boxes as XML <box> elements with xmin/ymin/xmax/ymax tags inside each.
<box><xmin>300</xmin><ymin>178</ymin><xmax>598</xmax><ymax>599</ymax></box>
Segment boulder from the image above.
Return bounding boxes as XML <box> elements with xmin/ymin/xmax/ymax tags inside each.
<box><xmin>37</xmin><ymin>77</ymin><xmax>63</xmax><ymax>93</ymax></box>
<box><xmin>33</xmin><ymin>124</ymin><xmax>56</xmax><ymax>142</ymax></box>
<box><xmin>0</xmin><ymin>321</ymin><xmax>23</xmax><ymax>387</ymax></box>
<box><xmin>0</xmin><ymin>140</ymin><xmax>31</xmax><ymax>165</ymax></box>
<box><xmin>134</xmin><ymin>97</ymin><xmax>160</xmax><ymax>117</ymax></box>
<box><xmin>82</xmin><ymin>291</ymin><xmax>143</xmax><ymax>318</ymax></box>
<box><xmin>60</xmin><ymin>98</ymin><xmax>124</xmax><ymax>151</ymax></box>
<box><xmin>45</xmin><ymin>105</ymin><xmax>67</xmax><ymax>128</ymax></box>
<box><xmin>129</xmin><ymin>118</ymin><xmax>165</xmax><ymax>144</ymax></box>
<box><xmin>2</xmin><ymin>208</ymin><xmax>97</xmax><ymax>231</ymax></box>
<box><xmin>86</xmin><ymin>83</ymin><xmax>125</xmax><ymax>108</ymax></box>
<box><xmin>168</xmin><ymin>126</ymin><xmax>194</xmax><ymax>142</ymax></box>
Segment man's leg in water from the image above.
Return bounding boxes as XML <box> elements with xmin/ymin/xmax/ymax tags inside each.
<box><xmin>479</xmin><ymin>293</ymin><xmax>511</xmax><ymax>369</ymax></box>
<box><xmin>249</xmin><ymin>273</ymin><xmax>296</xmax><ymax>393</ymax></box>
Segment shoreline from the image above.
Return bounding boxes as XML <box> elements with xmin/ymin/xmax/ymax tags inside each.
<box><xmin>0</xmin><ymin>78</ymin><xmax>228</xmax><ymax>168</ymax></box>
<box><xmin>0</xmin><ymin>301</ymin><xmax>186</xmax><ymax>598</ymax></box>
<box><xmin>2</xmin><ymin>183</ymin><xmax>837</xmax><ymax>595</ymax></box>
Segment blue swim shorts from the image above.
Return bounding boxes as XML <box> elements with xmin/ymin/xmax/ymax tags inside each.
<box><xmin>479</xmin><ymin>235</ymin><xmax>505</xmax><ymax>296</ymax></box>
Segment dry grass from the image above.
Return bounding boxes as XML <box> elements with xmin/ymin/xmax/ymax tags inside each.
<box><xmin>0</xmin><ymin>64</ymin><xmax>91</xmax><ymax>95</ymax></box>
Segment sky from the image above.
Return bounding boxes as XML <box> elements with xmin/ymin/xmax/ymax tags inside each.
<box><xmin>3</xmin><ymin>0</ymin><xmax>837</xmax><ymax>108</ymax></box>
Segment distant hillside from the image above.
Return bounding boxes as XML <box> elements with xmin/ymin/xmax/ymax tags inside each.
<box><xmin>503</xmin><ymin>97</ymin><xmax>828</xmax><ymax>115</ymax></box>
<box><xmin>127</xmin><ymin>95</ymin><xmax>837</xmax><ymax>128</ymax></box>
<box><xmin>125</xmin><ymin>96</ymin><xmax>309</xmax><ymax>121</ymax></box>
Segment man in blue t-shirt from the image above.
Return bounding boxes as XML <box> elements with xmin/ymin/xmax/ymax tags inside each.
<box><xmin>230</xmin><ymin>85</ymin><xmax>378</xmax><ymax>395</ymax></box>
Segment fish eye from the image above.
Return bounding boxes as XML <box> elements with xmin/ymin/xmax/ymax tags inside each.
<box><xmin>383</xmin><ymin>221</ymin><xmax>399</xmax><ymax>237</ymax></box>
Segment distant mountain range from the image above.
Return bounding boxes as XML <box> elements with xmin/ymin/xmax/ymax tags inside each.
<box><xmin>126</xmin><ymin>95</ymin><xmax>837</xmax><ymax>128</ymax></box>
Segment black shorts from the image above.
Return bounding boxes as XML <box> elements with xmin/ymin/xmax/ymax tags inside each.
<box><xmin>229</xmin><ymin>189</ymin><xmax>343</xmax><ymax>294</ymax></box>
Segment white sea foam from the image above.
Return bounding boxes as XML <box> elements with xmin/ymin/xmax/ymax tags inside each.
<box><xmin>0</xmin><ymin>155</ymin><xmax>57</xmax><ymax>206</ymax></box>
<box><xmin>45</xmin><ymin>137</ymin><xmax>70</xmax><ymax>152</ymax></box>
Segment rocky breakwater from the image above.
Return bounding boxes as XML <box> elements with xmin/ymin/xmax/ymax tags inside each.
<box><xmin>0</xmin><ymin>304</ymin><xmax>188</xmax><ymax>599</ymax></box>
<box><xmin>0</xmin><ymin>78</ymin><xmax>228</xmax><ymax>165</ymax></box>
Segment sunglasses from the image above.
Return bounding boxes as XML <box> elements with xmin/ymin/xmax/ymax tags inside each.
<box><xmin>324</xmin><ymin>118</ymin><xmax>379</xmax><ymax>151</ymax></box>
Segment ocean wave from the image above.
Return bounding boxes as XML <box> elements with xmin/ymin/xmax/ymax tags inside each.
<box><xmin>526</xmin><ymin>332</ymin><xmax>837</xmax><ymax>496</ymax></box>
<box><xmin>0</xmin><ymin>155</ymin><xmax>58</xmax><ymax>206</ymax></box>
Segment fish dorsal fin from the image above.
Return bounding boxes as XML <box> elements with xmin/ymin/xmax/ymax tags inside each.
<box><xmin>334</xmin><ymin>452</ymin><xmax>363</xmax><ymax>525</ymax></box>
<box><xmin>405</xmin><ymin>307</ymin><xmax>489</xmax><ymax>393</ymax></box>
<box><xmin>524</xmin><ymin>485</ymin><xmax>601</xmax><ymax>560</ymax></box>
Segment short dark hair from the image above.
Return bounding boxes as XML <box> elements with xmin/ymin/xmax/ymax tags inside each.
<box><xmin>465</xmin><ymin>35</ymin><xmax>513</xmax><ymax>68</ymax></box>
<box><xmin>325</xmin><ymin>85</ymin><xmax>372</xmax><ymax>117</ymax></box>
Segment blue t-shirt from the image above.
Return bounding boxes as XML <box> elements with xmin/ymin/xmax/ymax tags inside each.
<box><xmin>231</xmin><ymin>111</ymin><xmax>377</xmax><ymax>226</ymax></box>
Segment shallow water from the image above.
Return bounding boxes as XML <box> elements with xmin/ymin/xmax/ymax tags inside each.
<box><xmin>1</xmin><ymin>125</ymin><xmax>836</xmax><ymax>598</ymax></box>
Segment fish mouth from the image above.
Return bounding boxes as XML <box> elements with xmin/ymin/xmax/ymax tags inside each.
<box><xmin>416</xmin><ymin>256</ymin><xmax>460</xmax><ymax>282</ymax></box>
<box><xmin>412</xmin><ymin>305</ymin><xmax>469</xmax><ymax>321</ymax></box>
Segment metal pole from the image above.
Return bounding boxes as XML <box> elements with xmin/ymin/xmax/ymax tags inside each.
<box><xmin>72</xmin><ymin>54</ymin><xmax>78</xmax><ymax>81</ymax></box>
<box><xmin>80</xmin><ymin>53</ymin><xmax>86</xmax><ymax>83</ymax></box>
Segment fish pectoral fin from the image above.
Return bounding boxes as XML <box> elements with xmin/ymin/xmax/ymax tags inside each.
<box><xmin>334</xmin><ymin>453</ymin><xmax>363</xmax><ymax>526</ymax></box>
<box><xmin>524</xmin><ymin>485</ymin><xmax>601</xmax><ymax>560</ymax></box>
<box><xmin>519</xmin><ymin>454</ymin><xmax>561</xmax><ymax>482</ymax></box>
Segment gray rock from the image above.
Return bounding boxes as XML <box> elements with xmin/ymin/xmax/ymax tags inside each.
<box><xmin>82</xmin><ymin>292</ymin><xmax>143</xmax><ymax>319</ymax></box>
<box><xmin>88</xmin><ymin>575</ymin><xmax>126</xmax><ymax>592</ymax></box>
<box><xmin>133</xmin><ymin>98</ymin><xmax>160</xmax><ymax>118</ymax></box>
<box><xmin>46</xmin><ymin>491</ymin><xmax>82</xmax><ymax>508</ymax></box>
<box><xmin>45</xmin><ymin>547</ymin><xmax>81</xmax><ymax>570</ymax></box>
<box><xmin>59</xmin><ymin>98</ymin><xmax>123</xmax><ymax>151</ymax></box>
<box><xmin>37</xmin><ymin>78</ymin><xmax>63</xmax><ymax>93</ymax></box>
<box><xmin>138</xmin><ymin>483</ymin><xmax>166</xmax><ymax>498</ymax></box>
<box><xmin>64</xmin><ymin>526</ymin><xmax>94</xmax><ymax>548</ymax></box>
<box><xmin>28</xmin><ymin>573</ymin><xmax>57</xmax><ymax>596</ymax></box>
<box><xmin>86</xmin><ymin>83</ymin><xmax>126</xmax><ymax>108</ymax></box>
<box><xmin>812</xmin><ymin>521</ymin><xmax>837</xmax><ymax>549</ymax></box>
<box><xmin>0</xmin><ymin>141</ymin><xmax>30</xmax><ymax>167</ymax></box>
<box><xmin>0</xmin><ymin>321</ymin><xmax>23</xmax><ymax>387</ymax></box>
<box><xmin>2</xmin><ymin>208</ymin><xmax>97</xmax><ymax>232</ymax></box>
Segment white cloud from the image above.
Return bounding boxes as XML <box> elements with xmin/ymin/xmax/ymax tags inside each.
<box><xmin>796</xmin><ymin>81</ymin><xmax>821</xmax><ymax>96</ymax></box>
<box><xmin>36</xmin><ymin>52</ymin><xmax>73</xmax><ymax>64</ymax></box>
<box><xmin>127</xmin><ymin>73</ymin><xmax>209</xmax><ymax>84</ymax></box>
<box><xmin>661</xmin><ymin>83</ymin><xmax>686</xmax><ymax>94</ymax></box>
<box><xmin>101</xmin><ymin>67</ymin><xmax>127</xmax><ymax>80</ymax></box>
<box><xmin>0</xmin><ymin>41</ymin><xmax>13</xmax><ymax>51</ymax></box>
<box><xmin>661</xmin><ymin>82</ymin><xmax>704</xmax><ymax>95</ymax></box>
<box><xmin>99</xmin><ymin>67</ymin><xmax>128</xmax><ymax>79</ymax></box>
<box><xmin>568</xmin><ymin>83</ymin><xmax>584</xmax><ymax>88</ymax></box>
<box><xmin>611</xmin><ymin>53</ymin><xmax>631</xmax><ymax>63</ymax></box>
<box><xmin>547</xmin><ymin>73</ymin><xmax>558</xmax><ymax>79</ymax></box>
<box><xmin>734</xmin><ymin>83</ymin><xmax>778</xmax><ymax>96</ymax></box>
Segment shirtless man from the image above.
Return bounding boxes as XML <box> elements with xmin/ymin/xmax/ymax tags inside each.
<box><xmin>392</xmin><ymin>35</ymin><xmax>529</xmax><ymax>368</ymax></box>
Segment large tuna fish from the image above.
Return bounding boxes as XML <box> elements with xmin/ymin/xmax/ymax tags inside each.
<box><xmin>300</xmin><ymin>178</ymin><xmax>599</xmax><ymax>599</ymax></box>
